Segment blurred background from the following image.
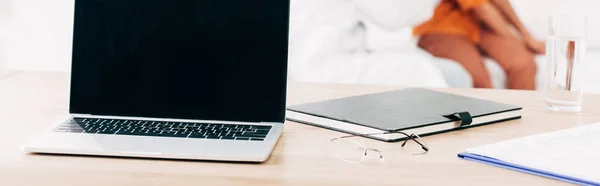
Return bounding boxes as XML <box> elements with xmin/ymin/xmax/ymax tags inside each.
<box><xmin>0</xmin><ymin>0</ymin><xmax>599</xmax><ymax>92</ymax></box>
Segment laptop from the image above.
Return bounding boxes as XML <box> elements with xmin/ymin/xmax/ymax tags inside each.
<box><xmin>22</xmin><ymin>0</ymin><xmax>290</xmax><ymax>162</ymax></box>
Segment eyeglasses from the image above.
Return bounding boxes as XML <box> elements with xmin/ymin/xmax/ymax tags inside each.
<box><xmin>330</xmin><ymin>131</ymin><xmax>429</xmax><ymax>163</ymax></box>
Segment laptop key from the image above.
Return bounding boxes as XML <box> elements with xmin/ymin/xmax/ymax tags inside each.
<box><xmin>167</xmin><ymin>133</ymin><xmax>187</xmax><ymax>138</ymax></box>
<box><xmin>235</xmin><ymin>137</ymin><xmax>250</xmax><ymax>140</ymax></box>
<box><xmin>227</xmin><ymin>131</ymin><xmax>244</xmax><ymax>136</ymax></box>
<box><xmin>188</xmin><ymin>134</ymin><xmax>206</xmax><ymax>139</ymax></box>
<box><xmin>206</xmin><ymin>135</ymin><xmax>221</xmax><ymax>139</ymax></box>
<box><xmin>97</xmin><ymin>129</ymin><xmax>116</xmax><ymax>134</ymax></box>
<box><xmin>250</xmin><ymin>138</ymin><xmax>265</xmax><ymax>141</ymax></box>
<box><xmin>221</xmin><ymin>136</ymin><xmax>235</xmax><ymax>140</ymax></box>
<box><xmin>160</xmin><ymin>131</ymin><xmax>176</xmax><ymax>135</ymax></box>
<box><xmin>246</xmin><ymin>130</ymin><xmax>269</xmax><ymax>135</ymax></box>
<box><xmin>116</xmin><ymin>130</ymin><xmax>135</xmax><ymax>135</ymax></box>
<box><xmin>172</xmin><ymin>132</ymin><xmax>190</xmax><ymax>138</ymax></box>
<box><xmin>145</xmin><ymin>130</ymin><xmax>163</xmax><ymax>136</ymax></box>
<box><xmin>237</xmin><ymin>134</ymin><xmax>268</xmax><ymax>138</ymax></box>
<box><xmin>250</xmin><ymin>126</ymin><xmax>272</xmax><ymax>130</ymax></box>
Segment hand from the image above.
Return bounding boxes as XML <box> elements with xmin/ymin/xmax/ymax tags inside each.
<box><xmin>524</xmin><ymin>37</ymin><xmax>546</xmax><ymax>54</ymax></box>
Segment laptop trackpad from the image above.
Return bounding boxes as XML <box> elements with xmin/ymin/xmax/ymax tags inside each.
<box><xmin>100</xmin><ymin>135</ymin><xmax>165</xmax><ymax>154</ymax></box>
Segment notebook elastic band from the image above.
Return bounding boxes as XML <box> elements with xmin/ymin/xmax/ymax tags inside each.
<box><xmin>443</xmin><ymin>112</ymin><xmax>473</xmax><ymax>126</ymax></box>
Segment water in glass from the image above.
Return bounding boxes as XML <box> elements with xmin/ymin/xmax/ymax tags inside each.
<box><xmin>545</xmin><ymin>36</ymin><xmax>586</xmax><ymax>112</ymax></box>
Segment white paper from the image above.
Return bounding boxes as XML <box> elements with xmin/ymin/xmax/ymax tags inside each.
<box><xmin>467</xmin><ymin>123</ymin><xmax>600</xmax><ymax>183</ymax></box>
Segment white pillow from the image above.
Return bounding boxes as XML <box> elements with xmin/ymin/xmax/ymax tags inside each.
<box><xmin>352</xmin><ymin>0</ymin><xmax>440</xmax><ymax>31</ymax></box>
<box><xmin>353</xmin><ymin>0</ymin><xmax>439</xmax><ymax>52</ymax></box>
<box><xmin>362</xmin><ymin>21</ymin><xmax>418</xmax><ymax>52</ymax></box>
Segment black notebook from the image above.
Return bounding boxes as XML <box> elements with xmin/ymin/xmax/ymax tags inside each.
<box><xmin>286</xmin><ymin>88</ymin><xmax>522</xmax><ymax>142</ymax></box>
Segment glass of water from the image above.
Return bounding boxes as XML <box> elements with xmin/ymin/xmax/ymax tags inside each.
<box><xmin>545</xmin><ymin>15</ymin><xmax>587</xmax><ymax>112</ymax></box>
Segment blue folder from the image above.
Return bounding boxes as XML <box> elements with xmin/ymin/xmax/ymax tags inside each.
<box><xmin>458</xmin><ymin>152</ymin><xmax>600</xmax><ymax>186</ymax></box>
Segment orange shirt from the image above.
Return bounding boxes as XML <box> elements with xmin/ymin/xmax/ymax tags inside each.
<box><xmin>413</xmin><ymin>0</ymin><xmax>488</xmax><ymax>43</ymax></box>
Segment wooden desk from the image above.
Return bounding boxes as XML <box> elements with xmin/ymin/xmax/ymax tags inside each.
<box><xmin>1</xmin><ymin>72</ymin><xmax>599</xmax><ymax>186</ymax></box>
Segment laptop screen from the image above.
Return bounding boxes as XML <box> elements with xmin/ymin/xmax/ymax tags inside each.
<box><xmin>69</xmin><ymin>0</ymin><xmax>289</xmax><ymax>123</ymax></box>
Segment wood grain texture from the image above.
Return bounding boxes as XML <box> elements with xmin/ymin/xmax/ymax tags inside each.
<box><xmin>2</xmin><ymin>72</ymin><xmax>599</xmax><ymax>186</ymax></box>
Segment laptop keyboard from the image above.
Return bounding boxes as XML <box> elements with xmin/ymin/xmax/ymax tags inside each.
<box><xmin>53</xmin><ymin>118</ymin><xmax>271</xmax><ymax>141</ymax></box>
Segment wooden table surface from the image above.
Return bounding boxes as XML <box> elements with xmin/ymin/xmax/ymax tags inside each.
<box><xmin>1</xmin><ymin>72</ymin><xmax>599</xmax><ymax>186</ymax></box>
